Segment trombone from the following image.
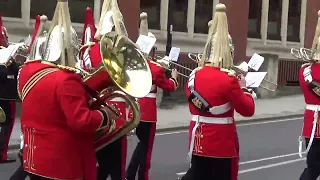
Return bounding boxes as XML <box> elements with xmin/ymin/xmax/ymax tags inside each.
<box><xmin>233</xmin><ymin>61</ymin><xmax>278</xmax><ymax>92</ymax></box>
<box><xmin>152</xmin><ymin>55</ymin><xmax>195</xmax><ymax>78</ymax></box>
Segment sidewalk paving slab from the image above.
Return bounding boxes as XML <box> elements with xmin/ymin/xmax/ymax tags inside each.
<box><xmin>8</xmin><ymin>95</ymin><xmax>305</xmax><ymax>150</ymax></box>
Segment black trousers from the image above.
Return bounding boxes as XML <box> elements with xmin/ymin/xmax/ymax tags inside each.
<box><xmin>300</xmin><ymin>138</ymin><xmax>320</xmax><ymax>180</ymax></box>
<box><xmin>0</xmin><ymin>100</ymin><xmax>15</xmax><ymax>161</ymax></box>
<box><xmin>126</xmin><ymin>122</ymin><xmax>156</xmax><ymax>180</ymax></box>
<box><xmin>96</xmin><ymin>136</ymin><xmax>127</xmax><ymax>180</ymax></box>
<box><xmin>9</xmin><ymin>150</ymin><xmax>28</xmax><ymax>180</ymax></box>
<box><xmin>28</xmin><ymin>173</ymin><xmax>53</xmax><ymax>180</ymax></box>
<box><xmin>190</xmin><ymin>155</ymin><xmax>233</xmax><ymax>180</ymax></box>
<box><xmin>180</xmin><ymin>166</ymin><xmax>193</xmax><ymax>180</ymax></box>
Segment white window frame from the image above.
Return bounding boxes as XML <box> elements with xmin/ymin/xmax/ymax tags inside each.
<box><xmin>261</xmin><ymin>0</ymin><xmax>307</xmax><ymax>46</ymax></box>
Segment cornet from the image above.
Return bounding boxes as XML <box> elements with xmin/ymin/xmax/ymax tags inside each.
<box><xmin>233</xmin><ymin>61</ymin><xmax>278</xmax><ymax>91</ymax></box>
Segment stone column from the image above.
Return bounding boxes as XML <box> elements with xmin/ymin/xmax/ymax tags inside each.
<box><xmin>257</xmin><ymin>53</ymin><xmax>279</xmax><ymax>98</ymax></box>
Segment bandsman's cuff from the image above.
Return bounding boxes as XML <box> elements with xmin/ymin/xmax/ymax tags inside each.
<box><xmin>96</xmin><ymin>109</ymin><xmax>109</xmax><ymax>131</ymax></box>
<box><xmin>170</xmin><ymin>77</ymin><xmax>179</xmax><ymax>89</ymax></box>
<box><xmin>242</xmin><ymin>88</ymin><xmax>257</xmax><ymax>99</ymax></box>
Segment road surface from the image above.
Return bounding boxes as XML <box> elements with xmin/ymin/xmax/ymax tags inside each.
<box><xmin>0</xmin><ymin>117</ymin><xmax>307</xmax><ymax>180</ymax></box>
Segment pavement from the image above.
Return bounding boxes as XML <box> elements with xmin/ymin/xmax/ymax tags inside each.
<box><xmin>0</xmin><ymin>116</ymin><xmax>307</xmax><ymax>179</ymax></box>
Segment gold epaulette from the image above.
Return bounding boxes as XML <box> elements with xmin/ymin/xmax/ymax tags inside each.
<box><xmin>220</xmin><ymin>68</ymin><xmax>236</xmax><ymax>76</ymax></box>
<box><xmin>0</xmin><ymin>46</ymin><xmax>5</xmax><ymax>49</ymax></box>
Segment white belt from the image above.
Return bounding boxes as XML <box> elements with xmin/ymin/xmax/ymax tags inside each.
<box><xmin>298</xmin><ymin>104</ymin><xmax>320</xmax><ymax>158</ymax></box>
<box><xmin>145</xmin><ymin>93</ymin><xmax>156</xmax><ymax>99</ymax></box>
<box><xmin>188</xmin><ymin>115</ymin><xmax>233</xmax><ymax>161</ymax></box>
<box><xmin>109</xmin><ymin>97</ymin><xmax>126</xmax><ymax>102</ymax></box>
<box><xmin>208</xmin><ymin>102</ymin><xmax>231</xmax><ymax>115</ymax></box>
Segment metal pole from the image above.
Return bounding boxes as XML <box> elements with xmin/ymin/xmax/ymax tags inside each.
<box><xmin>162</xmin><ymin>0</ymin><xmax>174</xmax><ymax>102</ymax></box>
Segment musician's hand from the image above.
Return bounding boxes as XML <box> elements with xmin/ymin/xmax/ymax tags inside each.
<box><xmin>171</xmin><ymin>68</ymin><xmax>178</xmax><ymax>79</ymax></box>
<box><xmin>238</xmin><ymin>74</ymin><xmax>247</xmax><ymax>88</ymax></box>
<box><xmin>101</xmin><ymin>105</ymin><xmax>119</xmax><ymax>122</ymax></box>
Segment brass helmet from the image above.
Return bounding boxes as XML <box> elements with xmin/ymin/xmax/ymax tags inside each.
<box><xmin>200</xmin><ymin>3</ymin><xmax>234</xmax><ymax>68</ymax></box>
<box><xmin>42</xmin><ymin>0</ymin><xmax>80</xmax><ymax>67</ymax></box>
<box><xmin>95</xmin><ymin>0</ymin><xmax>127</xmax><ymax>40</ymax></box>
<box><xmin>28</xmin><ymin>15</ymin><xmax>48</xmax><ymax>61</ymax></box>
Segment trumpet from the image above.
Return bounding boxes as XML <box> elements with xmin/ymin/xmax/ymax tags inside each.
<box><xmin>233</xmin><ymin>61</ymin><xmax>278</xmax><ymax>91</ymax></box>
<box><xmin>152</xmin><ymin>55</ymin><xmax>194</xmax><ymax>78</ymax></box>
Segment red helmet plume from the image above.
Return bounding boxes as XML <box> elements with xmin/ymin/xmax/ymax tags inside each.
<box><xmin>82</xmin><ymin>7</ymin><xmax>97</xmax><ymax>45</ymax></box>
<box><xmin>0</xmin><ymin>12</ymin><xmax>8</xmax><ymax>47</ymax></box>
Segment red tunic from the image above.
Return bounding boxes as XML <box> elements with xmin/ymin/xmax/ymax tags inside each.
<box><xmin>134</xmin><ymin>60</ymin><xmax>178</xmax><ymax>123</ymax></box>
<box><xmin>299</xmin><ymin>63</ymin><xmax>320</xmax><ymax>138</ymax></box>
<box><xmin>186</xmin><ymin>66</ymin><xmax>255</xmax><ymax>158</ymax></box>
<box><xmin>18</xmin><ymin>61</ymin><xmax>106</xmax><ymax>180</ymax></box>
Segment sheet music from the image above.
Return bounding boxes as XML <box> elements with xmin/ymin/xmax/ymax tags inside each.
<box><xmin>245</xmin><ymin>72</ymin><xmax>267</xmax><ymax>88</ymax></box>
<box><xmin>0</xmin><ymin>48</ymin><xmax>13</xmax><ymax>64</ymax></box>
<box><xmin>169</xmin><ymin>47</ymin><xmax>180</xmax><ymax>62</ymax></box>
<box><xmin>248</xmin><ymin>53</ymin><xmax>264</xmax><ymax>71</ymax></box>
<box><xmin>135</xmin><ymin>35</ymin><xmax>156</xmax><ymax>54</ymax></box>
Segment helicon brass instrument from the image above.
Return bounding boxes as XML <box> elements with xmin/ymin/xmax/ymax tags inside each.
<box><xmin>152</xmin><ymin>55</ymin><xmax>193</xmax><ymax>78</ymax></box>
<box><xmin>0</xmin><ymin>107</ymin><xmax>6</xmax><ymax>123</ymax></box>
<box><xmin>233</xmin><ymin>61</ymin><xmax>278</xmax><ymax>91</ymax></box>
<box><xmin>81</xmin><ymin>32</ymin><xmax>152</xmax><ymax>145</ymax></box>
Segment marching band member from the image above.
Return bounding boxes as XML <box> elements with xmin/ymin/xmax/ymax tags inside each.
<box><xmin>78</xmin><ymin>3</ymin><xmax>128</xmax><ymax>180</ymax></box>
<box><xmin>18</xmin><ymin>1</ymin><xmax>115</xmax><ymax>179</ymax></box>
<box><xmin>186</xmin><ymin>4</ymin><xmax>255</xmax><ymax>180</ymax></box>
<box><xmin>9</xmin><ymin>15</ymin><xmax>46</xmax><ymax>180</ymax></box>
<box><xmin>0</xmin><ymin>13</ymin><xmax>19</xmax><ymax>164</ymax></box>
<box><xmin>126</xmin><ymin>12</ymin><xmax>179</xmax><ymax>180</ymax></box>
<box><xmin>295</xmin><ymin>10</ymin><xmax>320</xmax><ymax>180</ymax></box>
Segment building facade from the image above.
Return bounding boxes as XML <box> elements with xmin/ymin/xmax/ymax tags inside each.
<box><xmin>1</xmin><ymin>0</ymin><xmax>320</xmax><ymax>62</ymax></box>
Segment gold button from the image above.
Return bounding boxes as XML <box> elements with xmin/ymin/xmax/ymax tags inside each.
<box><xmin>200</xmin><ymin>135</ymin><xmax>203</xmax><ymax>138</ymax></box>
<box><xmin>200</xmin><ymin>146</ymin><xmax>203</xmax><ymax>150</ymax></box>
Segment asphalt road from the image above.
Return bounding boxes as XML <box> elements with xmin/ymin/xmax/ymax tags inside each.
<box><xmin>0</xmin><ymin>117</ymin><xmax>307</xmax><ymax>180</ymax></box>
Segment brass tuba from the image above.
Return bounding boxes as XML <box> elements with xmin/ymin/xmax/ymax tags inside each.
<box><xmin>80</xmin><ymin>0</ymin><xmax>152</xmax><ymax>146</ymax></box>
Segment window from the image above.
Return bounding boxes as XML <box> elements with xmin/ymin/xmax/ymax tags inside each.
<box><xmin>171</xmin><ymin>0</ymin><xmax>188</xmax><ymax>32</ymax></box>
<box><xmin>267</xmin><ymin>0</ymin><xmax>282</xmax><ymax>40</ymax></box>
<box><xmin>0</xmin><ymin>0</ymin><xmax>21</xmax><ymax>18</ymax></box>
<box><xmin>287</xmin><ymin>0</ymin><xmax>301</xmax><ymax>42</ymax></box>
<box><xmin>248</xmin><ymin>0</ymin><xmax>262</xmax><ymax>38</ymax></box>
<box><xmin>194</xmin><ymin>0</ymin><xmax>213</xmax><ymax>34</ymax></box>
<box><xmin>140</xmin><ymin>0</ymin><xmax>161</xmax><ymax>30</ymax></box>
<box><xmin>31</xmin><ymin>0</ymin><xmax>94</xmax><ymax>23</ymax></box>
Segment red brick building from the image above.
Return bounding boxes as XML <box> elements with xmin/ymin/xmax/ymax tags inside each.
<box><xmin>1</xmin><ymin>0</ymin><xmax>320</xmax><ymax>88</ymax></box>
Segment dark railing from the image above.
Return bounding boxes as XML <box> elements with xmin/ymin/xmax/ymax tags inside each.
<box><xmin>277</xmin><ymin>59</ymin><xmax>304</xmax><ymax>86</ymax></box>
